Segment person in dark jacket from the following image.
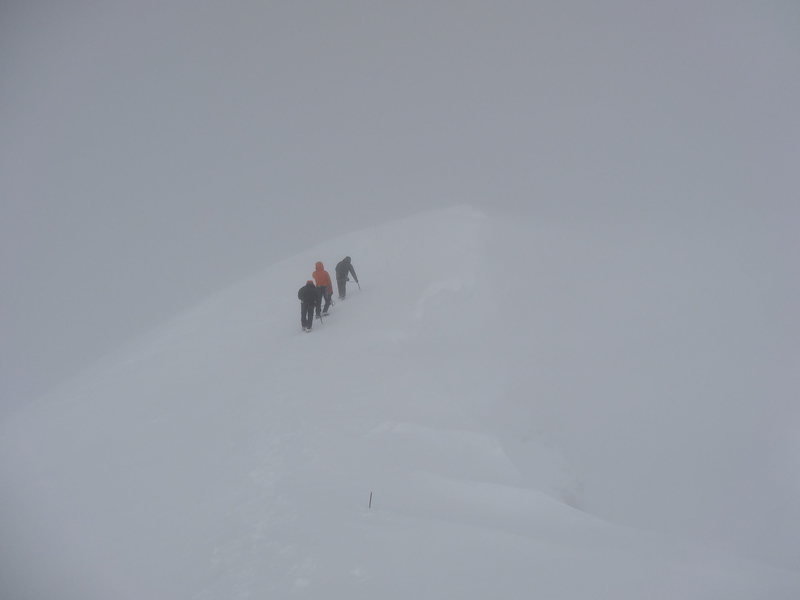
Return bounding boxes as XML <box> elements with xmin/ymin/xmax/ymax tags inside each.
<box><xmin>297</xmin><ymin>280</ymin><xmax>318</xmax><ymax>331</ymax></box>
<box><xmin>335</xmin><ymin>256</ymin><xmax>358</xmax><ymax>300</ymax></box>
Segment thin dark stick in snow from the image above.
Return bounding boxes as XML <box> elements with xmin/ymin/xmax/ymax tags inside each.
<box><xmin>368</xmin><ymin>491</ymin><xmax>373</xmax><ymax>509</ymax></box>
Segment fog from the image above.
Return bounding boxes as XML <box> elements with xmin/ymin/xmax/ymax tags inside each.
<box><xmin>2</xmin><ymin>1</ymin><xmax>798</xmax><ymax>412</ymax></box>
<box><xmin>2</xmin><ymin>3</ymin><xmax>800</xmax><ymax>595</ymax></box>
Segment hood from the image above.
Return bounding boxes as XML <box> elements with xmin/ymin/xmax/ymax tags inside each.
<box><xmin>315</xmin><ymin>262</ymin><xmax>324</xmax><ymax>270</ymax></box>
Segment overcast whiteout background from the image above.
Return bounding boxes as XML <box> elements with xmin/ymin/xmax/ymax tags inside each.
<box><xmin>1</xmin><ymin>1</ymin><xmax>799</xmax><ymax>597</ymax></box>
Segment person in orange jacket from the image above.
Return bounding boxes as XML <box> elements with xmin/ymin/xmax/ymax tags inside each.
<box><xmin>312</xmin><ymin>261</ymin><xmax>333</xmax><ymax>317</ymax></box>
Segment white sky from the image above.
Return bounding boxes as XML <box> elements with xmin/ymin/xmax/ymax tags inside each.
<box><xmin>1</xmin><ymin>0</ymin><xmax>799</xmax><ymax>413</ymax></box>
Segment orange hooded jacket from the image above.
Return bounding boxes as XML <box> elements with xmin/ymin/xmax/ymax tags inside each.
<box><xmin>312</xmin><ymin>262</ymin><xmax>333</xmax><ymax>294</ymax></box>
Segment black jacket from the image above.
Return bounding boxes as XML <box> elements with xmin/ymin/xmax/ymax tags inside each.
<box><xmin>335</xmin><ymin>258</ymin><xmax>358</xmax><ymax>282</ymax></box>
<box><xmin>297</xmin><ymin>282</ymin><xmax>318</xmax><ymax>304</ymax></box>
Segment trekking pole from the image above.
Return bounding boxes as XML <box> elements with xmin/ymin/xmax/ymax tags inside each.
<box><xmin>356</xmin><ymin>281</ymin><xmax>361</xmax><ymax>291</ymax></box>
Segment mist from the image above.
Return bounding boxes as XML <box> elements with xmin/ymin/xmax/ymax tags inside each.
<box><xmin>2</xmin><ymin>0</ymin><xmax>796</xmax><ymax>412</ymax></box>
<box><xmin>2</xmin><ymin>2</ymin><xmax>800</xmax><ymax>596</ymax></box>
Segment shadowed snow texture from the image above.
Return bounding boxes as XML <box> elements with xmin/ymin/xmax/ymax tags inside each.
<box><xmin>2</xmin><ymin>207</ymin><xmax>798</xmax><ymax>599</ymax></box>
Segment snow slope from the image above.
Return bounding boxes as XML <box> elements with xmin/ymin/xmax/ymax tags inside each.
<box><xmin>2</xmin><ymin>206</ymin><xmax>798</xmax><ymax>599</ymax></box>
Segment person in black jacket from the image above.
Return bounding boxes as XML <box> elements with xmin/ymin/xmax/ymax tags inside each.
<box><xmin>335</xmin><ymin>256</ymin><xmax>359</xmax><ymax>300</ymax></box>
<box><xmin>297</xmin><ymin>280</ymin><xmax>318</xmax><ymax>331</ymax></box>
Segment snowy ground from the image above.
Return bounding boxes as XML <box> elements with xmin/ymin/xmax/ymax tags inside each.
<box><xmin>2</xmin><ymin>206</ymin><xmax>798</xmax><ymax>599</ymax></box>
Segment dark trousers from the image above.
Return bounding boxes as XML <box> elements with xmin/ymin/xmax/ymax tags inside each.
<box><xmin>300</xmin><ymin>302</ymin><xmax>314</xmax><ymax>329</ymax></box>
<box><xmin>317</xmin><ymin>287</ymin><xmax>332</xmax><ymax>315</ymax></box>
<box><xmin>337</xmin><ymin>278</ymin><xmax>347</xmax><ymax>299</ymax></box>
